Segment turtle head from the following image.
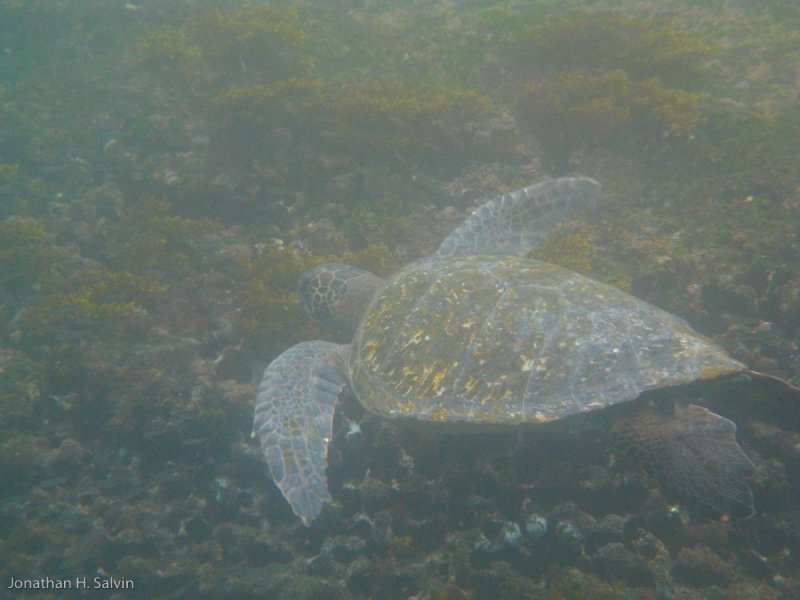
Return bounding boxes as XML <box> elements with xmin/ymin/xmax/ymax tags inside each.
<box><xmin>298</xmin><ymin>263</ymin><xmax>384</xmax><ymax>334</ymax></box>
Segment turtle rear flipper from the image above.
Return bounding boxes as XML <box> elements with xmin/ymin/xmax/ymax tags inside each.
<box><xmin>617</xmin><ymin>404</ymin><xmax>756</xmax><ymax>518</ymax></box>
<box><xmin>436</xmin><ymin>177</ymin><xmax>601</xmax><ymax>257</ymax></box>
<box><xmin>253</xmin><ymin>341</ymin><xmax>350</xmax><ymax>525</ymax></box>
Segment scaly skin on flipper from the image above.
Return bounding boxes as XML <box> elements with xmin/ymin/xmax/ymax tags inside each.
<box><xmin>614</xmin><ymin>404</ymin><xmax>756</xmax><ymax>517</ymax></box>
<box><xmin>253</xmin><ymin>341</ymin><xmax>350</xmax><ymax>525</ymax></box>
<box><xmin>436</xmin><ymin>177</ymin><xmax>601</xmax><ymax>257</ymax></box>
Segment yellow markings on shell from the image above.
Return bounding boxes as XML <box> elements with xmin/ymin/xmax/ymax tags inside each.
<box><xmin>384</xmin><ymin>397</ymin><xmax>417</xmax><ymax>415</ymax></box>
<box><xmin>461</xmin><ymin>316</ymin><xmax>478</xmax><ymax>329</ymax></box>
<box><xmin>429</xmin><ymin>368</ymin><xmax>447</xmax><ymax>393</ymax></box>
<box><xmin>416</xmin><ymin>365</ymin><xmax>451</xmax><ymax>398</ymax></box>
<box><xmin>464</xmin><ymin>376</ymin><xmax>479</xmax><ymax>393</ymax></box>
<box><xmin>395</xmin><ymin>367</ymin><xmax>417</xmax><ymax>382</ymax></box>
<box><xmin>367</xmin><ymin>303</ymin><xmax>393</xmax><ymax>329</ymax></box>
<box><xmin>401</xmin><ymin>328</ymin><xmax>426</xmax><ymax>350</ymax></box>
<box><xmin>361</xmin><ymin>339</ymin><xmax>379</xmax><ymax>363</ymax></box>
<box><xmin>485</xmin><ymin>376</ymin><xmax>513</xmax><ymax>404</ymax></box>
<box><xmin>396</xmin><ymin>362</ymin><xmax>453</xmax><ymax>399</ymax></box>
<box><xmin>431</xmin><ymin>407</ymin><xmax>453</xmax><ymax>421</ymax></box>
<box><xmin>443</xmin><ymin>313</ymin><xmax>459</xmax><ymax>335</ymax></box>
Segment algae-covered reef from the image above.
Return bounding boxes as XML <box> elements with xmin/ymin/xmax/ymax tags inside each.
<box><xmin>0</xmin><ymin>1</ymin><xmax>799</xmax><ymax>598</ymax></box>
<box><xmin>137</xmin><ymin>4</ymin><xmax>500</xmax><ymax>187</ymax></box>
<box><xmin>510</xmin><ymin>13</ymin><xmax>712</xmax><ymax>172</ymax></box>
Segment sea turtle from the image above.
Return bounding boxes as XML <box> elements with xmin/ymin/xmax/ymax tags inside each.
<box><xmin>253</xmin><ymin>177</ymin><xmax>793</xmax><ymax>526</ymax></box>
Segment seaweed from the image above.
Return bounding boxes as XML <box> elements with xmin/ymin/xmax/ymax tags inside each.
<box><xmin>138</xmin><ymin>5</ymin><xmax>311</xmax><ymax>84</ymax></box>
<box><xmin>136</xmin><ymin>5</ymin><xmax>323</xmax><ymax>170</ymax></box>
<box><xmin>21</xmin><ymin>267</ymin><xmax>165</xmax><ymax>340</ymax></box>
<box><xmin>326</xmin><ymin>81</ymin><xmax>492</xmax><ymax>165</ymax></box>
<box><xmin>0</xmin><ymin>217</ymin><xmax>61</xmax><ymax>292</ymax></box>
<box><xmin>0</xmin><ymin>350</ymin><xmax>45</xmax><ymax>433</ymax></box>
<box><xmin>0</xmin><ymin>433</ymin><xmax>47</xmax><ymax>497</ymax></box>
<box><xmin>532</xmin><ymin>229</ymin><xmax>595</xmax><ymax>277</ymax></box>
<box><xmin>513</xmin><ymin>13</ymin><xmax>714</xmax><ymax>88</ymax></box>
<box><xmin>98</xmin><ymin>196</ymin><xmax>219</xmax><ymax>274</ymax></box>
<box><xmin>212</xmin><ymin>77</ymin><xmax>324</xmax><ymax>143</ymax></box>
<box><xmin>136</xmin><ymin>5</ymin><xmax>498</xmax><ymax>174</ymax></box>
<box><xmin>0</xmin><ymin>161</ymin><xmax>51</xmax><ymax>218</ymax></box>
<box><xmin>517</xmin><ymin>70</ymin><xmax>704</xmax><ymax>172</ymax></box>
<box><xmin>188</xmin><ymin>6</ymin><xmax>312</xmax><ymax>80</ymax></box>
<box><xmin>233</xmin><ymin>243</ymin><xmax>394</xmax><ymax>347</ymax></box>
<box><xmin>713</xmin><ymin>107</ymin><xmax>800</xmax><ymax>199</ymax></box>
<box><xmin>510</xmin><ymin>13</ymin><xmax>711</xmax><ymax>171</ymax></box>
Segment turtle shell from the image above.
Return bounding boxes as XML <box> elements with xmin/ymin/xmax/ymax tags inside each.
<box><xmin>349</xmin><ymin>255</ymin><xmax>744</xmax><ymax>425</ymax></box>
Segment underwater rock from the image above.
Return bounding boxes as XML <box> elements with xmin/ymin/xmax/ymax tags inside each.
<box><xmin>214</xmin><ymin>566</ymin><xmax>347</xmax><ymax>600</ymax></box>
<box><xmin>545</xmin><ymin>565</ymin><xmax>643</xmax><ymax>599</ymax></box>
<box><xmin>554</xmin><ymin>519</ymin><xmax>586</xmax><ymax>556</ymax></box>
<box><xmin>0</xmin><ymin>349</ymin><xmax>46</xmax><ymax>432</ymax></box>
<box><xmin>328</xmin><ymin>535</ymin><xmax>367</xmax><ymax>563</ymax></box>
<box><xmin>585</xmin><ymin>513</ymin><xmax>627</xmax><ymax>552</ymax></box>
<box><xmin>470</xmin><ymin>529</ymin><xmax>502</xmax><ymax>565</ymax></box>
<box><xmin>673</xmin><ymin>545</ymin><xmax>737</xmax><ymax>587</ymax></box>
<box><xmin>397</xmin><ymin>472</ymin><xmax>451</xmax><ymax>519</ymax></box>
<box><xmin>343</xmin><ymin>555</ymin><xmax>373</xmax><ymax>596</ymax></box>
<box><xmin>114</xmin><ymin>556</ymin><xmax>160</xmax><ymax>595</ymax></box>
<box><xmin>592</xmin><ymin>541</ymin><xmax>653</xmax><ymax>585</ymax></box>
<box><xmin>58</xmin><ymin>508</ymin><xmax>95</xmax><ymax>536</ymax></box>
<box><xmin>631</xmin><ymin>488</ymin><xmax>684</xmax><ymax>543</ymax></box>
<box><xmin>499</xmin><ymin>521</ymin><xmax>523</xmax><ymax>549</ymax></box>
<box><xmin>431</xmin><ymin>579</ymin><xmax>470</xmax><ymax>600</ymax></box>
<box><xmin>524</xmin><ymin>512</ymin><xmax>548</xmax><ymax>540</ymax></box>
<box><xmin>183</xmin><ymin>515</ymin><xmax>212</xmax><ymax>543</ymax></box>
<box><xmin>520</xmin><ymin>497</ymin><xmax>548</xmax><ymax>541</ymax></box>
<box><xmin>47</xmin><ymin>437</ymin><xmax>85</xmax><ymax>476</ymax></box>
<box><xmin>0</xmin><ymin>434</ymin><xmax>46</xmax><ymax>497</ymax></box>
<box><xmin>212</xmin><ymin>523</ymin><xmax>291</xmax><ymax>566</ymax></box>
<box><xmin>630</xmin><ymin>530</ymin><xmax>674</xmax><ymax>597</ymax></box>
<box><xmin>396</xmin><ymin>515</ymin><xmax>444</xmax><ymax>552</ymax></box>
<box><xmin>550</xmin><ymin>502</ymin><xmax>594</xmax><ymax>556</ymax></box>
<box><xmin>295</xmin><ymin>218</ymin><xmax>350</xmax><ymax>256</ymax></box>
<box><xmin>354</xmin><ymin>476</ymin><xmax>393</xmax><ymax>512</ymax></box>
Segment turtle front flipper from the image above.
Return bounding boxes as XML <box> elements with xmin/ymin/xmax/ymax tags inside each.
<box><xmin>253</xmin><ymin>341</ymin><xmax>350</xmax><ymax>525</ymax></box>
<box><xmin>436</xmin><ymin>177</ymin><xmax>601</xmax><ymax>257</ymax></box>
<box><xmin>616</xmin><ymin>404</ymin><xmax>756</xmax><ymax>518</ymax></box>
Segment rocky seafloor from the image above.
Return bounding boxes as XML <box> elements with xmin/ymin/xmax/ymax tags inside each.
<box><xmin>1</xmin><ymin>1</ymin><xmax>800</xmax><ymax>599</ymax></box>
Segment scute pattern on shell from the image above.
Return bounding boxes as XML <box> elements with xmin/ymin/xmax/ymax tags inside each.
<box><xmin>350</xmin><ymin>255</ymin><xmax>744</xmax><ymax>424</ymax></box>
